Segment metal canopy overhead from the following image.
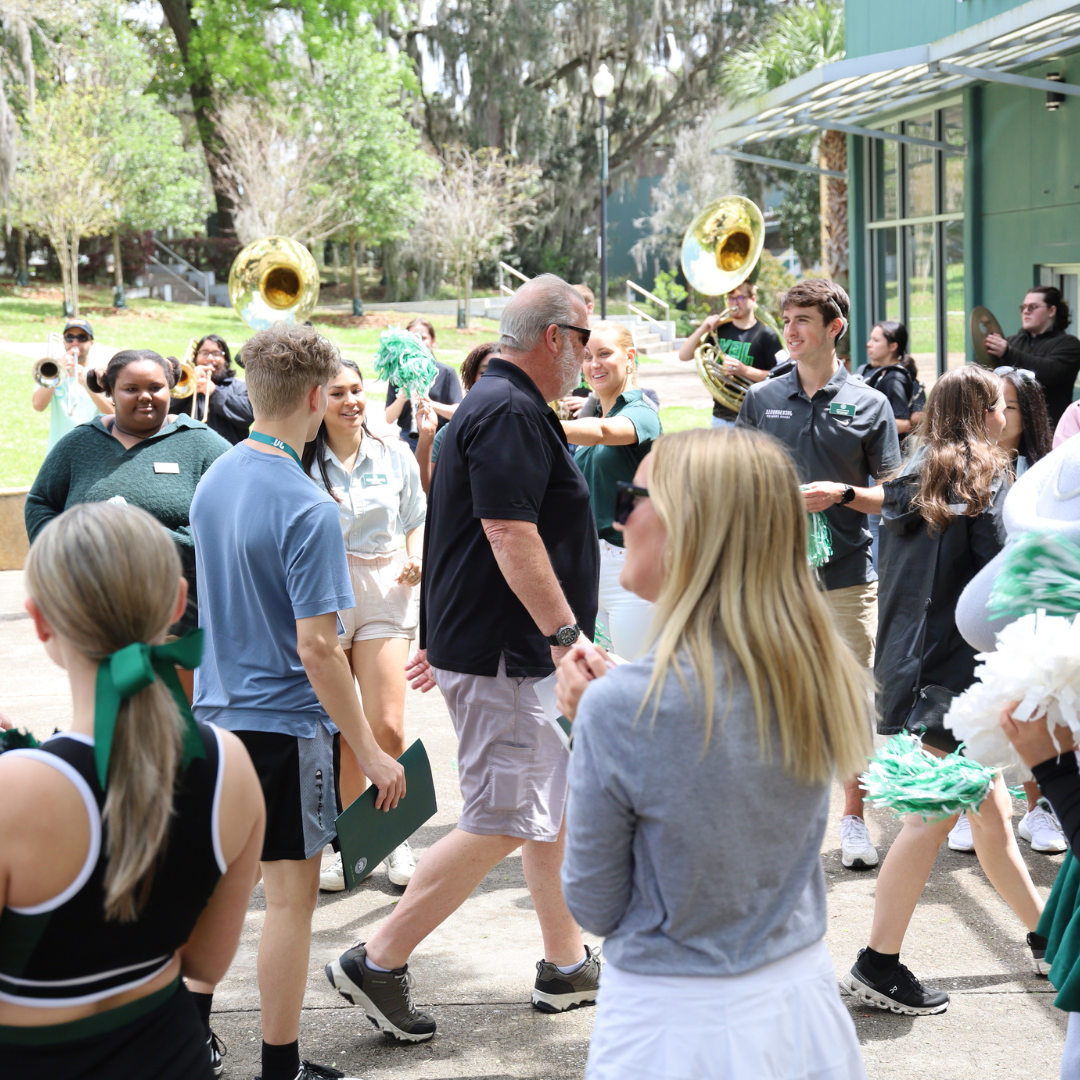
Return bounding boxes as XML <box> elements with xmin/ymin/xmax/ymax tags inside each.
<box><xmin>711</xmin><ymin>0</ymin><xmax>1080</xmax><ymax>150</ymax></box>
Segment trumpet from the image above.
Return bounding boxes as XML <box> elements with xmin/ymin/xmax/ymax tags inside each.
<box><xmin>171</xmin><ymin>338</ymin><xmax>198</xmax><ymax>401</ymax></box>
<box><xmin>34</xmin><ymin>333</ymin><xmax>80</xmax><ymax>415</ymax></box>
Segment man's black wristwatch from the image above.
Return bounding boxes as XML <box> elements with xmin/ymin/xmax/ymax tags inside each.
<box><xmin>547</xmin><ymin>624</ymin><xmax>581</xmax><ymax>648</ymax></box>
<box><xmin>839</xmin><ymin>485</ymin><xmax>857</xmax><ymax>505</ymax></box>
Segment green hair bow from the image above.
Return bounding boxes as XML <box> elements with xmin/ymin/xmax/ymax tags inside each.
<box><xmin>93</xmin><ymin>629</ymin><xmax>206</xmax><ymax>789</ymax></box>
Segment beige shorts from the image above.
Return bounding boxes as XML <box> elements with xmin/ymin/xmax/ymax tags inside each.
<box><xmin>823</xmin><ymin>581</ymin><xmax>878</xmax><ymax>669</ymax></box>
<box><xmin>431</xmin><ymin>654</ymin><xmax>569</xmax><ymax>843</ymax></box>
<box><xmin>338</xmin><ymin>553</ymin><xmax>418</xmax><ymax>646</ymax></box>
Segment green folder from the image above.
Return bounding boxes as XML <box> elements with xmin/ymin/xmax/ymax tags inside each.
<box><xmin>336</xmin><ymin>738</ymin><xmax>438</xmax><ymax>892</ymax></box>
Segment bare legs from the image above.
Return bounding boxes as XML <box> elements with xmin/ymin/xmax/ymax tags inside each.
<box><xmin>364</xmin><ymin>825</ymin><xmax>584</xmax><ymax>971</ymax></box>
<box><xmin>869</xmin><ymin>776</ymin><xmax>1043</xmax><ymax>954</ymax></box>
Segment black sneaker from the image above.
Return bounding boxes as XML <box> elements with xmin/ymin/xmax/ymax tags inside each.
<box><xmin>1029</xmin><ymin>931</ymin><xmax>1051</xmax><ymax>976</ymax></box>
<box><xmin>531</xmin><ymin>944</ymin><xmax>601</xmax><ymax>1013</ymax></box>
<box><xmin>841</xmin><ymin>948</ymin><xmax>949</xmax><ymax>1016</ymax></box>
<box><xmin>207</xmin><ymin>1029</ymin><xmax>226</xmax><ymax>1077</ymax></box>
<box><xmin>254</xmin><ymin>1063</ymin><xmax>356</xmax><ymax>1080</ymax></box>
<box><xmin>325</xmin><ymin>942</ymin><xmax>436</xmax><ymax>1043</ymax></box>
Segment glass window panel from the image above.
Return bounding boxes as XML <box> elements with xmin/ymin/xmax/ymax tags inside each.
<box><xmin>944</xmin><ymin>220</ymin><xmax>965</xmax><ymax>369</ymax></box>
<box><xmin>870</xmin><ymin>126</ymin><xmax>898</xmax><ymax>221</ymax></box>
<box><xmin>871</xmin><ymin>228</ymin><xmax>900</xmax><ymax>323</ymax></box>
<box><xmin>906</xmin><ymin>222</ymin><xmax>936</xmax><ymax>367</ymax></box>
<box><xmin>903</xmin><ymin>115</ymin><xmax>935</xmax><ymax>218</ymax></box>
<box><xmin>942</xmin><ymin>106</ymin><xmax>964</xmax><ymax>213</ymax></box>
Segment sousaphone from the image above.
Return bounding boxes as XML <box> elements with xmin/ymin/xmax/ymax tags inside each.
<box><xmin>680</xmin><ymin>196</ymin><xmax>767</xmax><ymax>413</ymax></box>
<box><xmin>970</xmin><ymin>306</ymin><xmax>1004</xmax><ymax>368</ymax></box>
<box><xmin>228</xmin><ymin>236</ymin><xmax>320</xmax><ymax>330</ymax></box>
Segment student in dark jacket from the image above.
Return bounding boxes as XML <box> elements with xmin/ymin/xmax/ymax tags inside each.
<box><xmin>26</xmin><ymin>349</ymin><xmax>231</xmax><ymax>633</ymax></box>
<box><xmin>984</xmin><ymin>285</ymin><xmax>1080</xmax><ymax>426</ymax></box>
<box><xmin>860</xmin><ymin>320</ymin><xmax>924</xmax><ymax>443</ymax></box>
<box><xmin>169</xmin><ymin>334</ymin><xmax>254</xmax><ymax>445</ymax></box>
<box><xmin>843</xmin><ymin>365</ymin><xmax>1047</xmax><ymax>1021</ymax></box>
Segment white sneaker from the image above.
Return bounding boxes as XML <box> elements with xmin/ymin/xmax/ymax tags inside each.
<box><xmin>947</xmin><ymin>812</ymin><xmax>975</xmax><ymax>852</ymax></box>
<box><xmin>1018</xmin><ymin>803</ymin><xmax>1068</xmax><ymax>853</ymax></box>
<box><xmin>320</xmin><ymin>850</ymin><xmax>346</xmax><ymax>892</ymax></box>
<box><xmin>385</xmin><ymin>841</ymin><xmax>417</xmax><ymax>887</ymax></box>
<box><xmin>840</xmin><ymin>815</ymin><xmax>879</xmax><ymax>869</ymax></box>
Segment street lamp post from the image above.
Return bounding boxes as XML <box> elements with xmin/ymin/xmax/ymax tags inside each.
<box><xmin>591</xmin><ymin>63</ymin><xmax>615</xmax><ymax>319</ymax></box>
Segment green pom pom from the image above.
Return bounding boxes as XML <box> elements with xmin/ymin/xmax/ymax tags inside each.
<box><xmin>374</xmin><ymin>327</ymin><xmax>438</xmax><ymax>398</ymax></box>
<box><xmin>860</xmin><ymin>733</ymin><xmax>998</xmax><ymax>821</ymax></box>
<box><xmin>990</xmin><ymin>531</ymin><xmax>1080</xmax><ymax>619</ymax></box>
<box><xmin>0</xmin><ymin>728</ymin><xmax>39</xmax><ymax>753</ymax></box>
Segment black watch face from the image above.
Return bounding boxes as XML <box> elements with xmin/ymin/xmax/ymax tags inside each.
<box><xmin>556</xmin><ymin>626</ymin><xmax>578</xmax><ymax>647</ymax></box>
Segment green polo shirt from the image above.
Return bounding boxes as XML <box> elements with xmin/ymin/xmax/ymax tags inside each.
<box><xmin>575</xmin><ymin>389</ymin><xmax>662</xmax><ymax>547</ymax></box>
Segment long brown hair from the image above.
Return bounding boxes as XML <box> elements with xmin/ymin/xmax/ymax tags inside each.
<box><xmin>642</xmin><ymin>428</ymin><xmax>872</xmax><ymax>783</ymax></box>
<box><xmin>24</xmin><ymin>503</ymin><xmax>186</xmax><ymax>922</ymax></box>
<box><xmin>913</xmin><ymin>365</ymin><xmax>1008</xmax><ymax>532</ymax></box>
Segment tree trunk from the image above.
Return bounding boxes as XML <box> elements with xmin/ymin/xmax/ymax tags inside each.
<box><xmin>349</xmin><ymin>239</ymin><xmax>359</xmax><ymax>300</ymax></box>
<box><xmin>159</xmin><ymin>0</ymin><xmax>237</xmax><ymax>237</ymax></box>
<box><xmin>818</xmin><ymin>129</ymin><xmax>848</xmax><ymax>287</ymax></box>
<box><xmin>332</xmin><ymin>241</ymin><xmax>341</xmax><ymax>286</ymax></box>
<box><xmin>70</xmin><ymin>231</ymin><xmax>80</xmax><ymax>317</ymax></box>
<box><xmin>112</xmin><ymin>229</ymin><xmax>124</xmax><ymax>289</ymax></box>
<box><xmin>14</xmin><ymin>226</ymin><xmax>27</xmax><ymax>284</ymax></box>
<box><xmin>462</xmin><ymin>268</ymin><xmax>472</xmax><ymax>329</ymax></box>
<box><xmin>53</xmin><ymin>232</ymin><xmax>72</xmax><ymax>314</ymax></box>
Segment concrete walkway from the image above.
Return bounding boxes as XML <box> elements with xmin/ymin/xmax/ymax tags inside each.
<box><xmin>0</xmin><ymin>569</ymin><xmax>1068</xmax><ymax>1079</ymax></box>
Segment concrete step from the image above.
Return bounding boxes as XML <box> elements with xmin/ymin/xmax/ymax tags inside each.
<box><xmin>639</xmin><ymin>339</ymin><xmax>678</xmax><ymax>357</ymax></box>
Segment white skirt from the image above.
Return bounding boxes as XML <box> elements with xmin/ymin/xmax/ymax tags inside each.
<box><xmin>585</xmin><ymin>940</ymin><xmax>866</xmax><ymax>1080</ymax></box>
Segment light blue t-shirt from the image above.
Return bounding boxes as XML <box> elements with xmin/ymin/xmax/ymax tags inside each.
<box><xmin>190</xmin><ymin>443</ymin><xmax>354</xmax><ymax>737</ymax></box>
<box><xmin>47</xmin><ymin>381</ymin><xmax>100</xmax><ymax>450</ymax></box>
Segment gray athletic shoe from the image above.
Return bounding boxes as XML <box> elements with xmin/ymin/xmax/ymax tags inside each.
<box><xmin>325</xmin><ymin>942</ymin><xmax>436</xmax><ymax>1043</ymax></box>
<box><xmin>531</xmin><ymin>944</ymin><xmax>601</xmax><ymax>1013</ymax></box>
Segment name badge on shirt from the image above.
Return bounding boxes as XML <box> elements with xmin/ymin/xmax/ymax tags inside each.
<box><xmin>829</xmin><ymin>403</ymin><xmax>856</xmax><ymax>419</ymax></box>
<box><xmin>361</xmin><ymin>473</ymin><xmax>388</xmax><ymax>487</ymax></box>
<box><xmin>154</xmin><ymin>462</ymin><xmax>180</xmax><ymax>474</ymax></box>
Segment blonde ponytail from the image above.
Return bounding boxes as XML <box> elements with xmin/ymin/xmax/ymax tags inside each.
<box><xmin>25</xmin><ymin>503</ymin><xmax>186</xmax><ymax>922</ymax></box>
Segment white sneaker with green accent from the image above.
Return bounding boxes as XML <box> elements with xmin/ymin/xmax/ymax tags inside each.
<box><xmin>384</xmin><ymin>841</ymin><xmax>417</xmax><ymax>887</ymax></box>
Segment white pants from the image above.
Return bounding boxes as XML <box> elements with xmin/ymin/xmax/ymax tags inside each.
<box><xmin>596</xmin><ymin>540</ymin><xmax>654</xmax><ymax>662</ymax></box>
<box><xmin>586</xmin><ymin>940</ymin><xmax>867</xmax><ymax>1080</ymax></box>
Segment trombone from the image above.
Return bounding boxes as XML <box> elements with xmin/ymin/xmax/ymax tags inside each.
<box><xmin>171</xmin><ymin>338</ymin><xmax>203</xmax><ymax>418</ymax></box>
<box><xmin>679</xmin><ymin>195</ymin><xmax>767</xmax><ymax>414</ymax></box>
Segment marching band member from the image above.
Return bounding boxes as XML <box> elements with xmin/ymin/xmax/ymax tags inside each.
<box><xmin>169</xmin><ymin>335</ymin><xmax>253</xmax><ymax>445</ymax></box>
<box><xmin>31</xmin><ymin>318</ymin><xmax>113</xmax><ymax>449</ymax></box>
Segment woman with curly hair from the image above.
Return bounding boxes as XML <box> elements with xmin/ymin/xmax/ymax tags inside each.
<box><xmin>843</xmin><ymin>365</ymin><xmax>1048</xmax><ymax>1018</ymax></box>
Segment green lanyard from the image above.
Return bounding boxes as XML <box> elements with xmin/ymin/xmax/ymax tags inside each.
<box><xmin>248</xmin><ymin>430</ymin><xmax>303</xmax><ymax>470</ymax></box>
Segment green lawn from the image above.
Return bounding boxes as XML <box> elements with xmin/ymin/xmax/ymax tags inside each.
<box><xmin>0</xmin><ymin>284</ymin><xmax>502</xmax><ymax>486</ymax></box>
<box><xmin>658</xmin><ymin>405</ymin><xmax>713</xmax><ymax>433</ymax></box>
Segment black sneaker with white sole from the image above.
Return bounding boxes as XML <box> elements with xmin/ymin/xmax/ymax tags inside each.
<box><xmin>1029</xmin><ymin>931</ymin><xmax>1052</xmax><ymax>976</ymax></box>
<box><xmin>207</xmin><ymin>1029</ymin><xmax>226</xmax><ymax>1076</ymax></box>
<box><xmin>325</xmin><ymin>941</ymin><xmax>436</xmax><ymax>1043</ymax></box>
<box><xmin>254</xmin><ymin>1062</ymin><xmax>356</xmax><ymax>1080</ymax></box>
<box><xmin>841</xmin><ymin>949</ymin><xmax>949</xmax><ymax>1016</ymax></box>
<box><xmin>531</xmin><ymin>944</ymin><xmax>601</xmax><ymax>1013</ymax></box>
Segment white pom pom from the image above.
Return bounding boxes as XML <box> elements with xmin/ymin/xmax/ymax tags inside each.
<box><xmin>943</xmin><ymin>611</ymin><xmax>1080</xmax><ymax>776</ymax></box>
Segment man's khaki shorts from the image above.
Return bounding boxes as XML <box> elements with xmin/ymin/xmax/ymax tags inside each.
<box><xmin>823</xmin><ymin>581</ymin><xmax>878</xmax><ymax>669</ymax></box>
<box><xmin>431</xmin><ymin>655</ymin><xmax>568</xmax><ymax>843</ymax></box>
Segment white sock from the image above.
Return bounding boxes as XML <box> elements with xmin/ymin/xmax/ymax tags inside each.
<box><xmin>555</xmin><ymin>955</ymin><xmax>587</xmax><ymax>975</ymax></box>
<box><xmin>365</xmin><ymin>957</ymin><xmax>393</xmax><ymax>972</ymax></box>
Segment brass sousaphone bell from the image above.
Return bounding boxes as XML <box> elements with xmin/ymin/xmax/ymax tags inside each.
<box><xmin>680</xmin><ymin>196</ymin><xmax>767</xmax><ymax>414</ymax></box>
<box><xmin>228</xmin><ymin>236</ymin><xmax>320</xmax><ymax>330</ymax></box>
<box><xmin>970</xmin><ymin>306</ymin><xmax>1005</xmax><ymax>368</ymax></box>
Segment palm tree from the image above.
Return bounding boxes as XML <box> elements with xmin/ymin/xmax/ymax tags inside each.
<box><xmin>720</xmin><ymin>1</ymin><xmax>847</xmax><ymax>284</ymax></box>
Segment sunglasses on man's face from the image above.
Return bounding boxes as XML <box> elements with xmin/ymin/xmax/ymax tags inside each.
<box><xmin>64</xmin><ymin>333</ymin><xmax>90</xmax><ymax>343</ymax></box>
<box><xmin>556</xmin><ymin>323</ymin><xmax>591</xmax><ymax>347</ymax></box>
<box><xmin>613</xmin><ymin>481</ymin><xmax>649</xmax><ymax>526</ymax></box>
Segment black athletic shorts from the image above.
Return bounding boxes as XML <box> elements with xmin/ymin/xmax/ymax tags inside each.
<box><xmin>235</xmin><ymin>726</ymin><xmax>341</xmax><ymax>861</ymax></box>
<box><xmin>1</xmin><ymin>980</ymin><xmax>211</xmax><ymax>1080</ymax></box>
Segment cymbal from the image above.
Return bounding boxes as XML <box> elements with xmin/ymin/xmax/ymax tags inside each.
<box><xmin>970</xmin><ymin>306</ymin><xmax>1004</xmax><ymax>368</ymax></box>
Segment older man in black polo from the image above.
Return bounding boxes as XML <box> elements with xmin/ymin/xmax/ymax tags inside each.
<box><xmin>327</xmin><ymin>274</ymin><xmax>600</xmax><ymax>1042</ymax></box>
<box><xmin>737</xmin><ymin>279</ymin><xmax>900</xmax><ymax>874</ymax></box>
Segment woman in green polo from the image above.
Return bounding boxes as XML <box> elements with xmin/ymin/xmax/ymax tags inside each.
<box><xmin>562</xmin><ymin>322</ymin><xmax>661</xmax><ymax>660</ymax></box>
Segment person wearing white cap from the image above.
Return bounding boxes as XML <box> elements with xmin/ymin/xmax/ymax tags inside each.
<box><xmin>31</xmin><ymin>318</ymin><xmax>113</xmax><ymax>450</ymax></box>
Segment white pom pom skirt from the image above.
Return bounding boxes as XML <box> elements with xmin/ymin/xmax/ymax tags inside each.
<box><xmin>585</xmin><ymin>939</ymin><xmax>866</xmax><ymax>1080</ymax></box>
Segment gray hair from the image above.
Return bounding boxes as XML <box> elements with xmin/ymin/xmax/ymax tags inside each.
<box><xmin>499</xmin><ymin>274</ymin><xmax>584</xmax><ymax>352</ymax></box>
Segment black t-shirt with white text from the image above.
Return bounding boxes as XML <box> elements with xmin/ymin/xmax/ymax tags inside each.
<box><xmin>707</xmin><ymin>320</ymin><xmax>783</xmax><ymax>420</ymax></box>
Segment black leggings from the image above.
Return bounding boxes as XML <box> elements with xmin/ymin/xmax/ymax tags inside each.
<box><xmin>3</xmin><ymin>982</ymin><xmax>213</xmax><ymax>1080</ymax></box>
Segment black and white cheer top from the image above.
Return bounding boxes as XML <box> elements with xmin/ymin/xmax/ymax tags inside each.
<box><xmin>0</xmin><ymin>724</ymin><xmax>226</xmax><ymax>1007</ymax></box>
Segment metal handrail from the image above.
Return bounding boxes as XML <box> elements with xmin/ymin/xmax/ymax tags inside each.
<box><xmin>151</xmin><ymin>238</ymin><xmax>208</xmax><ymax>302</ymax></box>
<box><xmin>626</xmin><ymin>280</ymin><xmax>669</xmax><ymax>311</ymax></box>
<box><xmin>627</xmin><ymin>302</ymin><xmax>665</xmax><ymax>330</ymax></box>
<box><xmin>497</xmin><ymin>261</ymin><xmax>530</xmax><ymax>296</ymax></box>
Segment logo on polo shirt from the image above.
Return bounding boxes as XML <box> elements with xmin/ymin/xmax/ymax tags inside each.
<box><xmin>765</xmin><ymin>408</ymin><xmax>794</xmax><ymax>419</ymax></box>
